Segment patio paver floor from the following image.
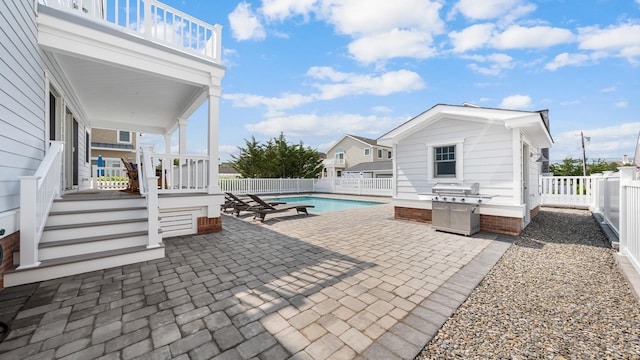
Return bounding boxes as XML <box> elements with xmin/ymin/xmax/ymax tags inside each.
<box><xmin>0</xmin><ymin>202</ymin><xmax>512</xmax><ymax>359</ymax></box>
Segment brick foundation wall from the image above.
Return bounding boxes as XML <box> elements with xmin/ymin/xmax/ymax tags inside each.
<box><xmin>197</xmin><ymin>217</ymin><xmax>222</xmax><ymax>234</ymax></box>
<box><xmin>394</xmin><ymin>206</ymin><xmax>523</xmax><ymax>236</ymax></box>
<box><xmin>480</xmin><ymin>214</ymin><xmax>522</xmax><ymax>236</ymax></box>
<box><xmin>0</xmin><ymin>231</ymin><xmax>20</xmax><ymax>289</ymax></box>
<box><xmin>530</xmin><ymin>205</ymin><xmax>540</xmax><ymax>220</ymax></box>
<box><xmin>395</xmin><ymin>207</ymin><xmax>432</xmax><ymax>223</ymax></box>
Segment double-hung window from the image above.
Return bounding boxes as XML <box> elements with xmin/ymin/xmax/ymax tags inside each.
<box><xmin>434</xmin><ymin>145</ymin><xmax>456</xmax><ymax>177</ymax></box>
<box><xmin>118</xmin><ymin>130</ymin><xmax>131</xmax><ymax>144</ymax></box>
<box><xmin>427</xmin><ymin>139</ymin><xmax>464</xmax><ymax>182</ymax></box>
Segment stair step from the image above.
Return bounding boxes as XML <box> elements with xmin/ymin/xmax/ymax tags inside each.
<box><xmin>41</xmin><ymin>219</ymin><xmax>148</xmax><ymax>243</ymax></box>
<box><xmin>37</xmin><ymin>231</ymin><xmax>149</xmax><ymax>260</ymax></box>
<box><xmin>46</xmin><ymin>207</ymin><xmax>148</xmax><ymax>227</ymax></box>
<box><xmin>4</xmin><ymin>244</ymin><xmax>165</xmax><ymax>287</ymax></box>
<box><xmin>52</xmin><ymin>197</ymin><xmax>145</xmax><ymax>212</ymax></box>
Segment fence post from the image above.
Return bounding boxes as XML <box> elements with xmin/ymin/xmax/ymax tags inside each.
<box><xmin>618</xmin><ymin>167</ymin><xmax>636</xmax><ymax>255</ymax></box>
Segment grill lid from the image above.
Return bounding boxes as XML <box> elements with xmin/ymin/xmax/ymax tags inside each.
<box><xmin>432</xmin><ymin>182</ymin><xmax>479</xmax><ymax>195</ymax></box>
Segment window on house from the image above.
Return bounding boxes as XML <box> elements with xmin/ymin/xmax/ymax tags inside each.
<box><xmin>364</xmin><ymin>148</ymin><xmax>371</xmax><ymax>156</ymax></box>
<box><xmin>434</xmin><ymin>145</ymin><xmax>456</xmax><ymax>177</ymax></box>
<box><xmin>387</xmin><ymin>151</ymin><xmax>392</xmax><ymax>159</ymax></box>
<box><xmin>337</xmin><ymin>170</ymin><xmax>342</xmax><ymax>177</ymax></box>
<box><xmin>118</xmin><ymin>130</ymin><xmax>131</xmax><ymax>143</ymax></box>
<box><xmin>85</xmin><ymin>131</ymin><xmax>90</xmax><ymax>163</ymax></box>
<box><xmin>377</xmin><ymin>149</ymin><xmax>383</xmax><ymax>158</ymax></box>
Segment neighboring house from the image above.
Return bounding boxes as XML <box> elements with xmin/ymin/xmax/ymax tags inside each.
<box><xmin>90</xmin><ymin>128</ymin><xmax>137</xmax><ymax>177</ymax></box>
<box><xmin>378</xmin><ymin>103</ymin><xmax>553</xmax><ymax>236</ymax></box>
<box><xmin>219</xmin><ymin>165</ymin><xmax>242</xmax><ymax>178</ymax></box>
<box><xmin>634</xmin><ymin>132</ymin><xmax>640</xmax><ymax>168</ymax></box>
<box><xmin>0</xmin><ymin>1</ymin><xmax>225</xmax><ymax>287</ymax></box>
<box><xmin>323</xmin><ymin>134</ymin><xmax>393</xmax><ymax>178</ymax></box>
<box><xmin>343</xmin><ymin>160</ymin><xmax>393</xmax><ymax>178</ymax></box>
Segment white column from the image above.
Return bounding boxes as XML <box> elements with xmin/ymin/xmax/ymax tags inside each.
<box><xmin>207</xmin><ymin>81</ymin><xmax>221</xmax><ymax>195</ymax></box>
<box><xmin>163</xmin><ymin>134</ymin><xmax>172</xmax><ymax>155</ymax></box>
<box><xmin>178</xmin><ymin>118</ymin><xmax>188</xmax><ymax>155</ymax></box>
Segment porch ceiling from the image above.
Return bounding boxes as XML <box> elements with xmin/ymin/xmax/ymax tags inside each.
<box><xmin>55</xmin><ymin>52</ymin><xmax>206</xmax><ymax>135</ymax></box>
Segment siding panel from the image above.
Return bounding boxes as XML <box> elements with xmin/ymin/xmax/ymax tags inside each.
<box><xmin>0</xmin><ymin>1</ymin><xmax>45</xmax><ymax>212</ymax></box>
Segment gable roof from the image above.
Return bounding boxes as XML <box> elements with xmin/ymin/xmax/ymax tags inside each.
<box><xmin>345</xmin><ymin>160</ymin><xmax>393</xmax><ymax>172</ymax></box>
<box><xmin>326</xmin><ymin>134</ymin><xmax>390</xmax><ymax>153</ymax></box>
<box><xmin>378</xmin><ymin>103</ymin><xmax>553</xmax><ymax>148</ymax></box>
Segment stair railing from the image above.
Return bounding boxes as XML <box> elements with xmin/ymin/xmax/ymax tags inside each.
<box><xmin>139</xmin><ymin>146</ymin><xmax>161</xmax><ymax>248</ymax></box>
<box><xmin>18</xmin><ymin>141</ymin><xmax>64</xmax><ymax>269</ymax></box>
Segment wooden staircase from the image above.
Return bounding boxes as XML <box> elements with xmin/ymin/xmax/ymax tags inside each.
<box><xmin>4</xmin><ymin>194</ymin><xmax>165</xmax><ymax>287</ymax></box>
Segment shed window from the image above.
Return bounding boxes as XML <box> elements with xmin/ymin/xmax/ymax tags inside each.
<box><xmin>434</xmin><ymin>145</ymin><xmax>456</xmax><ymax>177</ymax></box>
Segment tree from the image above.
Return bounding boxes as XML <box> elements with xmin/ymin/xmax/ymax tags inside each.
<box><xmin>549</xmin><ymin>157</ymin><xmax>621</xmax><ymax>176</ymax></box>
<box><xmin>230</xmin><ymin>133</ymin><xmax>323</xmax><ymax>178</ymax></box>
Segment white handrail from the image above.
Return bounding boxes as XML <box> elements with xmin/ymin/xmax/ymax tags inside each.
<box><xmin>140</xmin><ymin>146</ymin><xmax>160</xmax><ymax>248</ymax></box>
<box><xmin>18</xmin><ymin>141</ymin><xmax>64</xmax><ymax>269</ymax></box>
<box><xmin>41</xmin><ymin>0</ymin><xmax>222</xmax><ymax>63</ymax></box>
<box><xmin>153</xmin><ymin>153</ymin><xmax>210</xmax><ymax>193</ymax></box>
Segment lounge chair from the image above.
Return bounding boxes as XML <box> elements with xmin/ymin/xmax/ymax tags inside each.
<box><xmin>224</xmin><ymin>192</ymin><xmax>284</xmax><ymax>216</ymax></box>
<box><xmin>246</xmin><ymin>194</ymin><xmax>314</xmax><ymax>222</ymax></box>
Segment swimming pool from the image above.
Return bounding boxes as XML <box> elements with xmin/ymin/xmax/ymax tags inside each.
<box><xmin>266</xmin><ymin>196</ymin><xmax>383</xmax><ymax>213</ymax></box>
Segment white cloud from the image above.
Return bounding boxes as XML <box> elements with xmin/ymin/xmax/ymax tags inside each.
<box><xmin>601</xmin><ymin>86</ymin><xmax>617</xmax><ymax>93</ymax></box>
<box><xmin>450</xmin><ymin>0</ymin><xmax>534</xmax><ymax>21</ymax></box>
<box><xmin>372</xmin><ymin>106</ymin><xmax>392</xmax><ymax>113</ymax></box>
<box><xmin>449</xmin><ymin>24</ymin><xmax>496</xmax><ymax>52</ymax></box>
<box><xmin>464</xmin><ymin>53</ymin><xmax>514</xmax><ymax>75</ymax></box>
<box><xmin>225</xmin><ymin>67</ymin><xmax>425</xmax><ymax>111</ymax></box>
<box><xmin>491</xmin><ymin>25</ymin><xmax>574</xmax><ymax>49</ymax></box>
<box><xmin>578</xmin><ymin>23</ymin><xmax>640</xmax><ymax>64</ymax></box>
<box><xmin>544</xmin><ymin>52</ymin><xmax>592</xmax><ymax>71</ymax></box>
<box><xmin>499</xmin><ymin>94</ymin><xmax>532</xmax><ymax>109</ymax></box>
<box><xmin>551</xmin><ymin>123</ymin><xmax>640</xmax><ymax>162</ymax></box>
<box><xmin>317</xmin><ymin>0</ymin><xmax>444</xmax><ymax>64</ymax></box>
<box><xmin>261</xmin><ymin>0</ymin><xmax>317</xmax><ymax>21</ymax></box>
<box><xmin>348</xmin><ymin>29</ymin><xmax>438</xmax><ymax>63</ymax></box>
<box><xmin>614</xmin><ymin>101</ymin><xmax>628</xmax><ymax>108</ymax></box>
<box><xmin>319</xmin><ymin>0</ymin><xmax>444</xmax><ymax>36</ymax></box>
<box><xmin>245</xmin><ymin>112</ymin><xmax>407</xmax><ymax>138</ymax></box>
<box><xmin>229</xmin><ymin>2</ymin><xmax>266</xmax><ymax>41</ymax></box>
<box><xmin>223</xmin><ymin>93</ymin><xmax>313</xmax><ymax>110</ymax></box>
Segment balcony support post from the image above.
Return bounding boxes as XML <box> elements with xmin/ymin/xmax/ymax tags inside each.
<box><xmin>207</xmin><ymin>80</ymin><xmax>221</xmax><ymax>196</ymax></box>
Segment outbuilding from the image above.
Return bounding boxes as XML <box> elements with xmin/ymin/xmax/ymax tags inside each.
<box><xmin>378</xmin><ymin>103</ymin><xmax>553</xmax><ymax>235</ymax></box>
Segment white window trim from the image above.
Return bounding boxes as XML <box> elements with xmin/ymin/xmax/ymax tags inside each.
<box><xmin>426</xmin><ymin>139</ymin><xmax>465</xmax><ymax>183</ymax></box>
<box><xmin>377</xmin><ymin>149</ymin><xmax>383</xmax><ymax>159</ymax></box>
<box><xmin>364</xmin><ymin>147</ymin><xmax>371</xmax><ymax>157</ymax></box>
<box><xmin>117</xmin><ymin>130</ymin><xmax>132</xmax><ymax>144</ymax></box>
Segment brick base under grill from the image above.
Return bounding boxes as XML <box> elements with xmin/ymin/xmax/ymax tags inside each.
<box><xmin>394</xmin><ymin>206</ymin><xmax>523</xmax><ymax>236</ymax></box>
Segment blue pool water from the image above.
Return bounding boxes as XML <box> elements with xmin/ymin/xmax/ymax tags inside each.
<box><xmin>266</xmin><ymin>196</ymin><xmax>383</xmax><ymax>213</ymax></box>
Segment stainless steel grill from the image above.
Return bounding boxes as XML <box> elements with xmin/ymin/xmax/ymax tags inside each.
<box><xmin>430</xmin><ymin>182</ymin><xmax>481</xmax><ymax>236</ymax></box>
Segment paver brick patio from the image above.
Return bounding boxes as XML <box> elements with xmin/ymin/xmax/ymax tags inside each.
<box><xmin>0</xmin><ymin>199</ymin><xmax>512</xmax><ymax>359</ymax></box>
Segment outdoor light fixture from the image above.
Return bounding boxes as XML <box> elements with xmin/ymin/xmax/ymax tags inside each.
<box><xmin>530</xmin><ymin>152</ymin><xmax>547</xmax><ymax>162</ymax></box>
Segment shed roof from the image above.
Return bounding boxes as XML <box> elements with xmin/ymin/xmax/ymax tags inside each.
<box><xmin>378</xmin><ymin>103</ymin><xmax>553</xmax><ymax>148</ymax></box>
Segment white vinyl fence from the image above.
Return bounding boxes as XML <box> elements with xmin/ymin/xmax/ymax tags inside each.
<box><xmin>218</xmin><ymin>177</ymin><xmax>393</xmax><ymax>196</ymax></box>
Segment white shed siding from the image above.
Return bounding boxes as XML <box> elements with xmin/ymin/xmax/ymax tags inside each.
<box><xmin>395</xmin><ymin>118</ymin><xmax>516</xmax><ymax>203</ymax></box>
<box><xmin>0</xmin><ymin>1</ymin><xmax>45</xmax><ymax>212</ymax></box>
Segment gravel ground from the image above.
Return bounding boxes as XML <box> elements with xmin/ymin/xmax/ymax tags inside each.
<box><xmin>417</xmin><ymin>208</ymin><xmax>640</xmax><ymax>359</ymax></box>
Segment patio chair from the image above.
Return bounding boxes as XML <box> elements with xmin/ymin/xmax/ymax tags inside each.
<box><xmin>121</xmin><ymin>158</ymin><xmax>139</xmax><ymax>193</ymax></box>
<box><xmin>224</xmin><ymin>192</ymin><xmax>283</xmax><ymax>216</ymax></box>
<box><xmin>246</xmin><ymin>194</ymin><xmax>314</xmax><ymax>222</ymax></box>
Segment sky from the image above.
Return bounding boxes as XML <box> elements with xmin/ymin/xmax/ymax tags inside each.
<box><xmin>144</xmin><ymin>0</ymin><xmax>640</xmax><ymax>164</ymax></box>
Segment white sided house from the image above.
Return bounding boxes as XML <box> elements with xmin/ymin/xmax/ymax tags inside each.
<box><xmin>0</xmin><ymin>1</ymin><xmax>225</xmax><ymax>287</ymax></box>
<box><xmin>378</xmin><ymin>104</ymin><xmax>553</xmax><ymax>236</ymax></box>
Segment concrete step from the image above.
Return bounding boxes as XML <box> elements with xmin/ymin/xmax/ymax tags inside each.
<box><xmin>40</xmin><ymin>219</ymin><xmax>148</xmax><ymax>243</ymax></box>
<box><xmin>4</xmin><ymin>244</ymin><xmax>165</xmax><ymax>287</ymax></box>
<box><xmin>46</xmin><ymin>207</ymin><xmax>148</xmax><ymax>227</ymax></box>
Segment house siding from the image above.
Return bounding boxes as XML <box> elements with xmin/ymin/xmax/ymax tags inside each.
<box><xmin>0</xmin><ymin>1</ymin><xmax>45</xmax><ymax>214</ymax></box>
<box><xmin>395</xmin><ymin>119</ymin><xmax>514</xmax><ymax>203</ymax></box>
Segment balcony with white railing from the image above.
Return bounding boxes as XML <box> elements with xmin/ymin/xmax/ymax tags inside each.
<box><xmin>323</xmin><ymin>158</ymin><xmax>346</xmax><ymax>168</ymax></box>
<box><xmin>40</xmin><ymin>0</ymin><xmax>222</xmax><ymax>64</ymax></box>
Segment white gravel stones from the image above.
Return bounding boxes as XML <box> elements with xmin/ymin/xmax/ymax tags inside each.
<box><xmin>417</xmin><ymin>208</ymin><xmax>640</xmax><ymax>359</ymax></box>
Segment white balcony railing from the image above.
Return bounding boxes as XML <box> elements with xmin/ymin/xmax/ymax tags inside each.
<box><xmin>323</xmin><ymin>158</ymin><xmax>346</xmax><ymax>167</ymax></box>
<box><xmin>42</xmin><ymin>0</ymin><xmax>222</xmax><ymax>63</ymax></box>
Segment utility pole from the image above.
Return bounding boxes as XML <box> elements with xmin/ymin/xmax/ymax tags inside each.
<box><xmin>581</xmin><ymin>131</ymin><xmax>587</xmax><ymax>176</ymax></box>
